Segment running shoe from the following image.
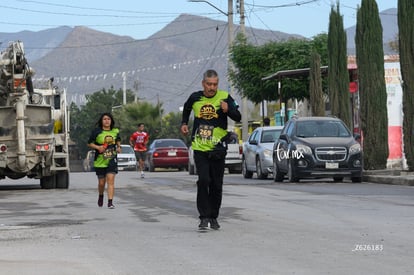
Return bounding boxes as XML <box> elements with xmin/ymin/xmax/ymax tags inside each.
<box><xmin>210</xmin><ymin>218</ymin><xmax>220</xmax><ymax>230</ymax></box>
<box><xmin>198</xmin><ymin>218</ymin><xmax>209</xmax><ymax>230</ymax></box>
<box><xmin>98</xmin><ymin>195</ymin><xmax>104</xmax><ymax>207</ymax></box>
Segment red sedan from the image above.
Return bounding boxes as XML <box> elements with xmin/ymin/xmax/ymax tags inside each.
<box><xmin>145</xmin><ymin>139</ymin><xmax>189</xmax><ymax>172</ymax></box>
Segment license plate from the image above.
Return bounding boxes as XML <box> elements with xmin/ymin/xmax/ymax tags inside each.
<box><xmin>325</xmin><ymin>162</ymin><xmax>338</xmax><ymax>169</ymax></box>
<box><xmin>168</xmin><ymin>151</ymin><xmax>177</xmax><ymax>156</ymax></box>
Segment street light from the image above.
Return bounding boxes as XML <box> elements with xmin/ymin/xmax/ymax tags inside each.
<box><xmin>189</xmin><ymin>0</ymin><xmax>248</xmax><ymax>142</ymax></box>
<box><xmin>189</xmin><ymin>1</ymin><xmax>244</xmax><ymax>132</ymax></box>
<box><xmin>188</xmin><ymin>0</ymin><xmax>228</xmax><ymax>16</ymax></box>
<box><xmin>188</xmin><ymin>0</ymin><xmax>234</xmax><ymax>70</ymax></box>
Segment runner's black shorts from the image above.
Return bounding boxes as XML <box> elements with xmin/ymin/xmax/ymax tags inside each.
<box><xmin>95</xmin><ymin>166</ymin><xmax>118</xmax><ymax>178</ymax></box>
<box><xmin>134</xmin><ymin>151</ymin><xmax>146</xmax><ymax>161</ymax></box>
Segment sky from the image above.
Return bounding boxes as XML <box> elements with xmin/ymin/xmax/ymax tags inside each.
<box><xmin>0</xmin><ymin>0</ymin><xmax>397</xmax><ymax>39</ymax></box>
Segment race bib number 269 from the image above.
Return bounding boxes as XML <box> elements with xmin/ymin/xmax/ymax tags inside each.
<box><xmin>198</xmin><ymin>125</ymin><xmax>214</xmax><ymax>139</ymax></box>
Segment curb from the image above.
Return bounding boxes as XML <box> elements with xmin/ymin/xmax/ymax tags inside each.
<box><xmin>363</xmin><ymin>173</ymin><xmax>414</xmax><ymax>186</ymax></box>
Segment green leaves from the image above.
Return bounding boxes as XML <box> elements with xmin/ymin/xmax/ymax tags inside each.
<box><xmin>356</xmin><ymin>0</ymin><xmax>388</xmax><ymax>169</ymax></box>
<box><xmin>70</xmin><ymin>88</ymin><xmax>189</xmax><ymax>158</ymax></box>
<box><xmin>229</xmin><ymin>33</ymin><xmax>328</xmax><ymax>104</ymax></box>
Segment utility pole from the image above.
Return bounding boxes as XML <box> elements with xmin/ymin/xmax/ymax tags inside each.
<box><xmin>157</xmin><ymin>93</ymin><xmax>162</xmax><ymax>128</ymax></box>
<box><xmin>189</xmin><ymin>0</ymin><xmax>241</xmax><ymax>128</ymax></box>
<box><xmin>227</xmin><ymin>0</ymin><xmax>234</xmax><ymax>97</ymax></box>
<box><xmin>238</xmin><ymin>0</ymin><xmax>248</xmax><ymax>142</ymax></box>
<box><xmin>133</xmin><ymin>79</ymin><xmax>139</xmax><ymax>102</ymax></box>
<box><xmin>122</xmin><ymin>72</ymin><xmax>126</xmax><ymax>105</ymax></box>
<box><xmin>189</xmin><ymin>1</ymin><xmax>234</xmax><ymax>97</ymax></box>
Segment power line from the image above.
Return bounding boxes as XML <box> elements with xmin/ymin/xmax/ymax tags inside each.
<box><xmin>12</xmin><ymin>23</ymin><xmax>228</xmax><ymax>50</ymax></box>
<box><xmin>0</xmin><ymin>4</ymin><xmax>186</xmax><ymax>18</ymax></box>
<box><xmin>33</xmin><ymin>54</ymin><xmax>227</xmax><ymax>84</ymax></box>
<box><xmin>183</xmin><ymin>23</ymin><xmax>228</xmax><ymax>96</ymax></box>
<box><xmin>15</xmin><ymin>0</ymin><xmax>183</xmax><ymax>15</ymax></box>
<box><xmin>244</xmin><ymin>0</ymin><xmax>319</xmax><ymax>9</ymax></box>
<box><xmin>0</xmin><ymin>12</ymin><xmax>225</xmax><ymax>36</ymax></box>
<box><xmin>0</xmin><ymin>19</ymin><xmax>176</xmax><ymax>28</ymax></box>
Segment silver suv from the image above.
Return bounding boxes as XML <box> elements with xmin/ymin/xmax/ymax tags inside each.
<box><xmin>272</xmin><ymin>116</ymin><xmax>363</xmax><ymax>182</ymax></box>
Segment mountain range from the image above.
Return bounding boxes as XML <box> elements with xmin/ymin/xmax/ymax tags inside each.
<box><xmin>0</xmin><ymin>10</ymin><xmax>398</xmax><ymax>114</ymax></box>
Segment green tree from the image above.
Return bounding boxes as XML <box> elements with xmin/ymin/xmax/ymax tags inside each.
<box><xmin>398</xmin><ymin>0</ymin><xmax>414</xmax><ymax>170</ymax></box>
<box><xmin>70</xmin><ymin>87</ymin><xmax>135</xmax><ymax>158</ymax></box>
<box><xmin>328</xmin><ymin>3</ymin><xmax>351</xmax><ymax>128</ymax></box>
<box><xmin>229</xmin><ymin>34</ymin><xmax>280</xmax><ymax>104</ymax></box>
<box><xmin>355</xmin><ymin>0</ymin><xmax>389</xmax><ymax>169</ymax></box>
<box><xmin>69</xmin><ymin>102</ymin><xmax>90</xmax><ymax>156</ymax></box>
<box><xmin>310</xmin><ymin>33</ymin><xmax>329</xmax><ymax>62</ymax></box>
<box><xmin>159</xmin><ymin>112</ymin><xmax>192</xmax><ymax>146</ymax></box>
<box><xmin>309</xmin><ymin>52</ymin><xmax>325</xmax><ymax>116</ymax></box>
<box><xmin>70</xmin><ymin>86</ymin><xmax>193</xmax><ymax>160</ymax></box>
<box><xmin>229</xmin><ymin>34</ymin><xmax>328</xmax><ymax>105</ymax></box>
<box><xmin>114</xmin><ymin>101</ymin><xmax>162</xmax><ymax>144</ymax></box>
<box><xmin>388</xmin><ymin>34</ymin><xmax>399</xmax><ymax>52</ymax></box>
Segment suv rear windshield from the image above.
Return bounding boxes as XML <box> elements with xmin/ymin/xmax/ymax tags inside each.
<box><xmin>295</xmin><ymin>120</ymin><xmax>351</xmax><ymax>138</ymax></box>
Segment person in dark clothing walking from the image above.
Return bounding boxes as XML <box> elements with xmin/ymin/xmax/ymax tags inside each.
<box><xmin>180</xmin><ymin>69</ymin><xmax>241</xmax><ymax>230</ymax></box>
<box><xmin>263</xmin><ymin>117</ymin><xmax>270</xmax><ymax>126</ymax></box>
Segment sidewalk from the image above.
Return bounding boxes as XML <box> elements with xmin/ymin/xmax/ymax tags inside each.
<box><xmin>363</xmin><ymin>170</ymin><xmax>414</xmax><ymax>186</ymax></box>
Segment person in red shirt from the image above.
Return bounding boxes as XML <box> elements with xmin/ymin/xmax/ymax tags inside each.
<box><xmin>129</xmin><ymin>123</ymin><xmax>149</xmax><ymax>178</ymax></box>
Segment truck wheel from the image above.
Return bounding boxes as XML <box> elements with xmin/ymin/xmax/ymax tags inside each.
<box><xmin>40</xmin><ymin>175</ymin><xmax>56</xmax><ymax>189</ymax></box>
<box><xmin>56</xmin><ymin>171</ymin><xmax>69</xmax><ymax>189</ymax></box>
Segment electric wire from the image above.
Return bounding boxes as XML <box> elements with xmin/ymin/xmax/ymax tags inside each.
<box><xmin>11</xmin><ymin>23</ymin><xmax>228</xmax><ymax>50</ymax></box>
<box><xmin>180</xmin><ymin>23</ymin><xmax>228</xmax><ymax>96</ymax></box>
<box><xmin>15</xmin><ymin>0</ymin><xmax>183</xmax><ymax>15</ymax></box>
<box><xmin>244</xmin><ymin>0</ymin><xmax>319</xmax><ymax>9</ymax></box>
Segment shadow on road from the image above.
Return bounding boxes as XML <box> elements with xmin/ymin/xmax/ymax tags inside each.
<box><xmin>0</xmin><ymin>184</ymin><xmax>40</xmax><ymax>191</ymax></box>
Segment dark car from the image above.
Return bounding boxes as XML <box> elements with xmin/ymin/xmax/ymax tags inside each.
<box><xmin>272</xmin><ymin>116</ymin><xmax>362</xmax><ymax>183</ymax></box>
<box><xmin>145</xmin><ymin>139</ymin><xmax>189</xmax><ymax>172</ymax></box>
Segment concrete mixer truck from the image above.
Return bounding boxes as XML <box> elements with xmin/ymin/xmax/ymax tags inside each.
<box><xmin>0</xmin><ymin>41</ymin><xmax>69</xmax><ymax>189</ymax></box>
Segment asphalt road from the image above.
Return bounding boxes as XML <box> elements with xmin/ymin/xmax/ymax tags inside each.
<box><xmin>1</xmin><ymin>171</ymin><xmax>414</xmax><ymax>275</ymax></box>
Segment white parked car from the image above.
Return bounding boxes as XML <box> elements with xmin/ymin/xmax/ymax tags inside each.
<box><xmin>83</xmin><ymin>150</ymin><xmax>95</xmax><ymax>172</ymax></box>
<box><xmin>83</xmin><ymin>145</ymin><xmax>137</xmax><ymax>172</ymax></box>
<box><xmin>118</xmin><ymin>144</ymin><xmax>138</xmax><ymax>171</ymax></box>
<box><xmin>188</xmin><ymin>132</ymin><xmax>242</xmax><ymax>175</ymax></box>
